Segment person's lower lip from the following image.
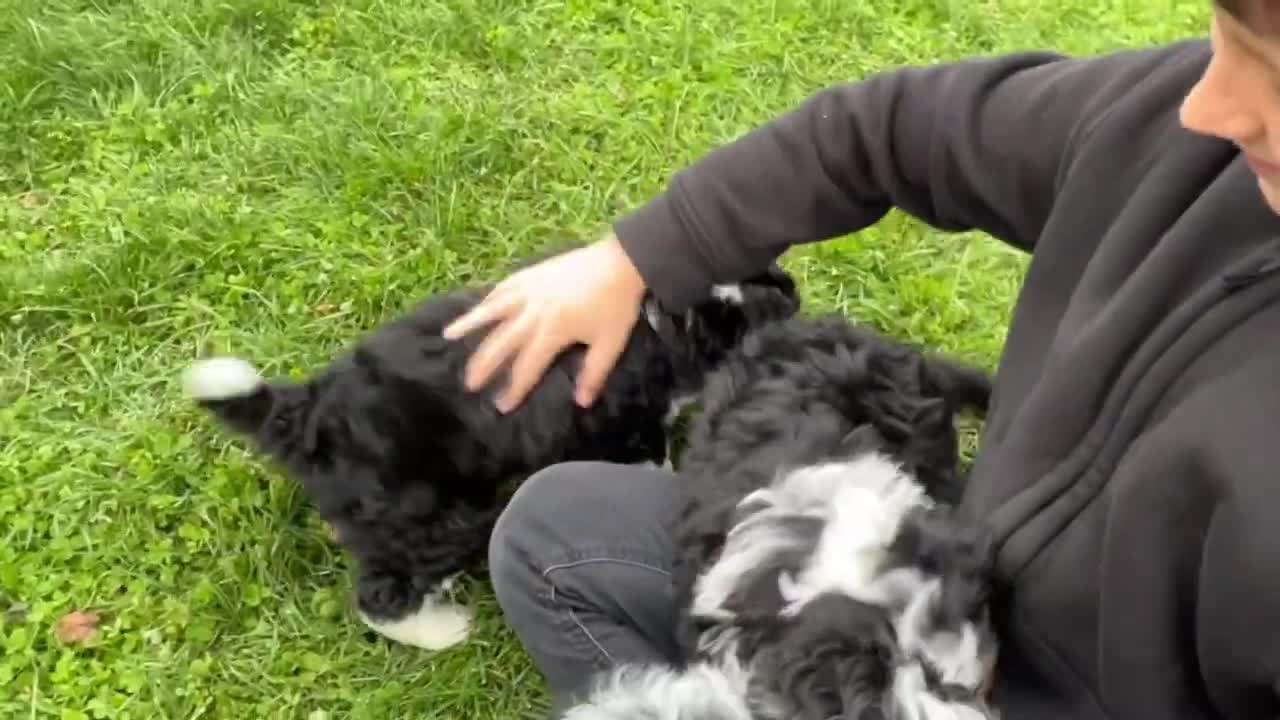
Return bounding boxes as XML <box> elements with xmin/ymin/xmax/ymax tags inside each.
<box><xmin>1247</xmin><ymin>154</ymin><xmax>1280</xmax><ymax>177</ymax></box>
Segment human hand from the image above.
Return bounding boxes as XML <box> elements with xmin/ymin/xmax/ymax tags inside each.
<box><xmin>442</xmin><ymin>233</ymin><xmax>648</xmax><ymax>413</ymax></box>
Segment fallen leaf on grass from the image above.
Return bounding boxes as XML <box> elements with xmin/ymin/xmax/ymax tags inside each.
<box><xmin>5</xmin><ymin>602</ymin><xmax>29</xmax><ymax>624</ymax></box>
<box><xmin>55</xmin><ymin>610</ymin><xmax>101</xmax><ymax>644</ymax></box>
<box><xmin>16</xmin><ymin>191</ymin><xmax>47</xmax><ymax>209</ymax></box>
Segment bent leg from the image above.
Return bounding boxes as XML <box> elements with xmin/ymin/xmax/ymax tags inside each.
<box><xmin>488</xmin><ymin>461</ymin><xmax>683</xmax><ymax>704</ymax></box>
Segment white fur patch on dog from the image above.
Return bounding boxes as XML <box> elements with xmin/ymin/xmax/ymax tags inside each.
<box><xmin>895</xmin><ymin>578</ymin><xmax>987</xmax><ymax>691</ymax></box>
<box><xmin>892</xmin><ymin>663</ymin><xmax>992</xmax><ymax>720</ymax></box>
<box><xmin>691</xmin><ymin>452</ymin><xmax>929</xmax><ymax>623</ymax></box>
<box><xmin>780</xmin><ymin>454</ymin><xmax>932</xmax><ymax>613</ymax></box>
<box><xmin>356</xmin><ymin>594</ymin><xmax>473</xmax><ymax>651</ymax></box>
<box><xmin>633</xmin><ymin>459</ymin><xmax>674</xmax><ymax>472</ymax></box>
<box><xmin>560</xmin><ymin>654</ymin><xmax>755</xmax><ymax>720</ymax></box>
<box><xmin>710</xmin><ymin>284</ymin><xmax>744</xmax><ymax>305</ymax></box>
<box><xmin>182</xmin><ymin>356</ymin><xmax>263</xmax><ymax>400</ymax></box>
<box><xmin>642</xmin><ymin>297</ymin><xmax>665</xmax><ymax>333</ymax></box>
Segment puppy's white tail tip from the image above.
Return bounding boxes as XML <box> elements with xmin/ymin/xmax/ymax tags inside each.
<box><xmin>182</xmin><ymin>356</ymin><xmax>263</xmax><ymax>401</ymax></box>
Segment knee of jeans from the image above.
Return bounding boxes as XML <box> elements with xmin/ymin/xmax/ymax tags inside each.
<box><xmin>487</xmin><ymin>462</ymin><xmax>581</xmax><ymax>594</ymax></box>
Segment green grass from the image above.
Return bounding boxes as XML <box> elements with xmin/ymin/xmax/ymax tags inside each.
<box><xmin>0</xmin><ymin>0</ymin><xmax>1209</xmax><ymax>716</ymax></box>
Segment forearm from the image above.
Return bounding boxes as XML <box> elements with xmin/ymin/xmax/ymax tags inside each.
<box><xmin>614</xmin><ymin>44</ymin><xmax>1197</xmax><ymax>310</ymax></box>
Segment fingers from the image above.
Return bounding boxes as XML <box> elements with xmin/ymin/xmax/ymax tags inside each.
<box><xmin>443</xmin><ymin>286</ymin><xmax>523</xmax><ymax>341</ymax></box>
<box><xmin>574</xmin><ymin>324</ymin><xmax>632</xmax><ymax>407</ymax></box>
<box><xmin>497</xmin><ymin>328</ymin><xmax>570</xmax><ymax>413</ymax></box>
<box><xmin>461</xmin><ymin>308</ymin><xmax>537</xmax><ymax>392</ymax></box>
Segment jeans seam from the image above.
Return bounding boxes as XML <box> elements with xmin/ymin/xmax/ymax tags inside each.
<box><xmin>540</xmin><ymin>552</ymin><xmax>674</xmax><ymax>670</ymax></box>
<box><xmin>542</xmin><ymin>557</ymin><xmax>672</xmax><ymax>578</ymax></box>
<box><xmin>548</xmin><ymin>583</ymin><xmax>615</xmax><ymax>666</ymax></box>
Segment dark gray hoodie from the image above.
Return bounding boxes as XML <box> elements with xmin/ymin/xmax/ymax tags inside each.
<box><xmin>613</xmin><ymin>38</ymin><xmax>1280</xmax><ymax>720</ymax></box>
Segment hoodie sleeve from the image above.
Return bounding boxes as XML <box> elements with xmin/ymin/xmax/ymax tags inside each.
<box><xmin>612</xmin><ymin>42</ymin><xmax>1201</xmax><ymax>311</ymax></box>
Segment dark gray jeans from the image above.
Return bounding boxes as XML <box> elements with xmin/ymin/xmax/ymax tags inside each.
<box><xmin>487</xmin><ymin>461</ymin><xmax>682</xmax><ymax>706</ymax></box>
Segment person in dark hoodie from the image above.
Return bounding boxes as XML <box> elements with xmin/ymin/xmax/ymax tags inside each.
<box><xmin>443</xmin><ymin>1</ymin><xmax>1280</xmax><ymax>718</ymax></box>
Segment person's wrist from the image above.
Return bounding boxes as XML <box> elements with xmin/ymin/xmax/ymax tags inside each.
<box><xmin>599</xmin><ymin>231</ymin><xmax>647</xmax><ymax>301</ymax></box>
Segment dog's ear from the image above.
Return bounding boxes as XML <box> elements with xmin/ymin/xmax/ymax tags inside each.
<box><xmin>304</xmin><ymin>406</ymin><xmax>390</xmax><ymax>462</ymax></box>
<box><xmin>908</xmin><ymin>396</ymin><xmax>950</xmax><ymax>435</ymax></box>
<box><xmin>758</xmin><ymin>594</ymin><xmax>896</xmax><ymax>720</ymax></box>
<box><xmin>922</xmin><ymin>354</ymin><xmax>993</xmax><ymax>417</ymax></box>
<box><xmin>302</xmin><ymin>377</ymin><xmax>395</xmax><ymax>464</ymax></box>
<box><xmin>746</xmin><ymin>262</ymin><xmax>798</xmax><ymax>299</ymax></box>
<box><xmin>889</xmin><ymin>508</ymin><xmax>993</xmax><ymax>628</ymax></box>
<box><xmin>740</xmin><ymin>263</ymin><xmax>802</xmax><ymax>321</ymax></box>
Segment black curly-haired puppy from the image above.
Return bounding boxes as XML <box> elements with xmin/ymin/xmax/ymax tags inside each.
<box><xmin>180</xmin><ymin>256</ymin><xmax>799</xmax><ymax>652</ymax></box>
<box><xmin>558</xmin><ymin>314</ymin><xmax>998</xmax><ymax>719</ymax></box>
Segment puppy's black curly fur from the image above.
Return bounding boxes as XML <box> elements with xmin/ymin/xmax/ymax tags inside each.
<box><xmin>182</xmin><ymin>251</ymin><xmax>800</xmax><ymax>650</ymax></box>
<box><xmin>743</xmin><ymin>592</ymin><xmax>902</xmax><ymax>720</ymax></box>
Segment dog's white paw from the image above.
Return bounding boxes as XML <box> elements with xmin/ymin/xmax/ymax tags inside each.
<box><xmin>357</xmin><ymin>595</ymin><xmax>473</xmax><ymax>651</ymax></box>
<box><xmin>183</xmin><ymin>356</ymin><xmax>262</xmax><ymax>400</ymax></box>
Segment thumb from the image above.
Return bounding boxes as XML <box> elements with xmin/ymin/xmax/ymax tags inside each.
<box><xmin>574</xmin><ymin>329</ymin><xmax>630</xmax><ymax>407</ymax></box>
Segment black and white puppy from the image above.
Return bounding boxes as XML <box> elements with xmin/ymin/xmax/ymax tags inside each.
<box><xmin>559</xmin><ymin>315</ymin><xmax>998</xmax><ymax>719</ymax></box>
<box><xmin>180</xmin><ymin>250</ymin><xmax>799</xmax><ymax>652</ymax></box>
<box><xmin>561</xmin><ymin>451</ymin><xmax>997</xmax><ymax>720</ymax></box>
<box><xmin>671</xmin><ymin>314</ymin><xmax>992</xmax><ymax>648</ymax></box>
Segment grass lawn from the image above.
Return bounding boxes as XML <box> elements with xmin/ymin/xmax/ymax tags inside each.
<box><xmin>1</xmin><ymin>0</ymin><xmax>1210</xmax><ymax>717</ymax></box>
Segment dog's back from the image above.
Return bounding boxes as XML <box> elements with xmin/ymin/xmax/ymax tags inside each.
<box><xmin>677</xmin><ymin>314</ymin><xmax>991</xmax><ymax>510</ymax></box>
